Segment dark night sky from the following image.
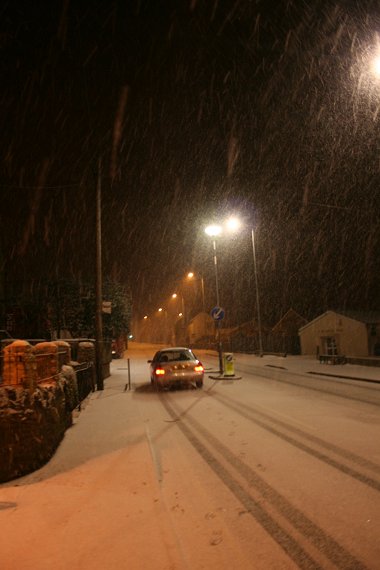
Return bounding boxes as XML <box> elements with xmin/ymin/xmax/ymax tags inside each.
<box><xmin>1</xmin><ymin>0</ymin><xmax>380</xmax><ymax>326</ymax></box>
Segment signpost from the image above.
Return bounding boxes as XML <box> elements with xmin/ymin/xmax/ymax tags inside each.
<box><xmin>102</xmin><ymin>301</ymin><xmax>112</xmax><ymax>314</ymax></box>
<box><xmin>211</xmin><ymin>306</ymin><xmax>225</xmax><ymax>321</ymax></box>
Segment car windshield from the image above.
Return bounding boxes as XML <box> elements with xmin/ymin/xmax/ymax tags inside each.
<box><xmin>158</xmin><ymin>350</ymin><xmax>194</xmax><ymax>362</ymax></box>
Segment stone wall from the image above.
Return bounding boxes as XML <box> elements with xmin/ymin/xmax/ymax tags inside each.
<box><xmin>0</xmin><ymin>339</ymin><xmax>88</xmax><ymax>483</ymax></box>
<box><xmin>0</xmin><ymin>377</ymin><xmax>72</xmax><ymax>483</ymax></box>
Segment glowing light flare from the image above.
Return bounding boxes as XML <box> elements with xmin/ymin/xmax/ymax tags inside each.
<box><xmin>372</xmin><ymin>55</ymin><xmax>380</xmax><ymax>76</ymax></box>
<box><xmin>225</xmin><ymin>217</ymin><xmax>241</xmax><ymax>233</ymax></box>
<box><xmin>187</xmin><ymin>272</ymin><xmax>194</xmax><ymax>279</ymax></box>
<box><xmin>205</xmin><ymin>224</ymin><xmax>222</xmax><ymax>237</ymax></box>
<box><xmin>155</xmin><ymin>368</ymin><xmax>165</xmax><ymax>375</ymax></box>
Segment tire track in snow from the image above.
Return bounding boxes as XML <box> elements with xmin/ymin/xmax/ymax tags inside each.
<box><xmin>159</xmin><ymin>395</ymin><xmax>367</xmax><ymax>570</ymax></box>
<box><xmin>211</xmin><ymin>391</ymin><xmax>380</xmax><ymax>492</ymax></box>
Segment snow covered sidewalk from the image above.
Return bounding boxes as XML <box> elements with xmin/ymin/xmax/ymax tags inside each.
<box><xmin>205</xmin><ymin>351</ymin><xmax>380</xmax><ymax>384</ymax></box>
<box><xmin>0</xmin><ymin>357</ymin><xmax>184</xmax><ymax>570</ymax></box>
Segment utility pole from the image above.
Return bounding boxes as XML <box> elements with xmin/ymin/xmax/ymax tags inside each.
<box><xmin>95</xmin><ymin>159</ymin><xmax>104</xmax><ymax>390</ymax></box>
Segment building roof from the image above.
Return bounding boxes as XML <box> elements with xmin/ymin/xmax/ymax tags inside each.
<box><xmin>188</xmin><ymin>312</ymin><xmax>214</xmax><ymax>325</ymax></box>
<box><xmin>333</xmin><ymin>310</ymin><xmax>380</xmax><ymax>324</ymax></box>
<box><xmin>271</xmin><ymin>309</ymin><xmax>307</xmax><ymax>333</ymax></box>
<box><xmin>299</xmin><ymin>310</ymin><xmax>380</xmax><ymax>333</ymax></box>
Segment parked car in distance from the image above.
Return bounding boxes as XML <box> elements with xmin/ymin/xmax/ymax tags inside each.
<box><xmin>148</xmin><ymin>347</ymin><xmax>204</xmax><ymax>389</ymax></box>
<box><xmin>112</xmin><ymin>339</ymin><xmax>124</xmax><ymax>359</ymax></box>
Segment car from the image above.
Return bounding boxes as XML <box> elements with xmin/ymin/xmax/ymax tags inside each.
<box><xmin>112</xmin><ymin>339</ymin><xmax>124</xmax><ymax>359</ymax></box>
<box><xmin>148</xmin><ymin>347</ymin><xmax>204</xmax><ymax>389</ymax></box>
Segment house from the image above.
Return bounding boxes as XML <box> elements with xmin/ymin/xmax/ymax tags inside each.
<box><xmin>299</xmin><ymin>310</ymin><xmax>380</xmax><ymax>357</ymax></box>
<box><xmin>271</xmin><ymin>309</ymin><xmax>307</xmax><ymax>354</ymax></box>
<box><xmin>187</xmin><ymin>312</ymin><xmax>215</xmax><ymax>345</ymax></box>
<box><xmin>219</xmin><ymin>319</ymin><xmax>272</xmax><ymax>354</ymax></box>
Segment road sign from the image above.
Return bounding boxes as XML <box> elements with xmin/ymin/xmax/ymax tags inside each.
<box><xmin>211</xmin><ymin>306</ymin><xmax>225</xmax><ymax>321</ymax></box>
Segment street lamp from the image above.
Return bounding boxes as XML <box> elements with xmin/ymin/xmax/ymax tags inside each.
<box><xmin>371</xmin><ymin>54</ymin><xmax>380</xmax><ymax>76</ymax></box>
<box><xmin>204</xmin><ymin>225</ymin><xmax>222</xmax><ymax>307</ymax></box>
<box><xmin>204</xmin><ymin>224</ymin><xmax>223</xmax><ymax>374</ymax></box>
<box><xmin>186</xmin><ymin>271</ymin><xmax>206</xmax><ymax>314</ymax></box>
<box><xmin>225</xmin><ymin>216</ymin><xmax>263</xmax><ymax>356</ymax></box>
<box><xmin>250</xmin><ymin>227</ymin><xmax>263</xmax><ymax>356</ymax></box>
<box><xmin>156</xmin><ymin>307</ymin><xmax>171</xmax><ymax>344</ymax></box>
<box><xmin>172</xmin><ymin>292</ymin><xmax>185</xmax><ymax>319</ymax></box>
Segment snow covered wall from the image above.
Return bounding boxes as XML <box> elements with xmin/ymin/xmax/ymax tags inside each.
<box><xmin>0</xmin><ymin>340</ymin><xmax>87</xmax><ymax>483</ymax></box>
<box><xmin>0</xmin><ymin>379</ymin><xmax>72</xmax><ymax>483</ymax></box>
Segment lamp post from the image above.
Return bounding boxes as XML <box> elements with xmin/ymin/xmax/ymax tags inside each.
<box><xmin>187</xmin><ymin>271</ymin><xmax>206</xmax><ymax>313</ymax></box>
<box><xmin>206</xmin><ymin>216</ymin><xmax>264</xmax><ymax>357</ymax></box>
<box><xmin>225</xmin><ymin>217</ymin><xmax>263</xmax><ymax>356</ymax></box>
<box><xmin>172</xmin><ymin>292</ymin><xmax>185</xmax><ymax>320</ymax></box>
<box><xmin>205</xmin><ymin>224</ymin><xmax>223</xmax><ymax>374</ymax></box>
<box><xmin>251</xmin><ymin>228</ymin><xmax>263</xmax><ymax>356</ymax></box>
<box><xmin>157</xmin><ymin>307</ymin><xmax>170</xmax><ymax>344</ymax></box>
<box><xmin>171</xmin><ymin>292</ymin><xmax>186</xmax><ymax>345</ymax></box>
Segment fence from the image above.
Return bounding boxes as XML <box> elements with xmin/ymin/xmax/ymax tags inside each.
<box><xmin>72</xmin><ymin>361</ymin><xmax>96</xmax><ymax>404</ymax></box>
<box><xmin>0</xmin><ymin>340</ymin><xmax>96</xmax><ymax>405</ymax></box>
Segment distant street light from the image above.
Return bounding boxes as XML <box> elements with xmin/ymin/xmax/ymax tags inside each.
<box><xmin>204</xmin><ymin>224</ymin><xmax>223</xmax><ymax>374</ymax></box>
<box><xmin>187</xmin><ymin>271</ymin><xmax>206</xmax><ymax>313</ymax></box>
<box><xmin>172</xmin><ymin>291</ymin><xmax>185</xmax><ymax>316</ymax></box>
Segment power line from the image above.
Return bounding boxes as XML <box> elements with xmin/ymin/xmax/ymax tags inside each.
<box><xmin>0</xmin><ymin>183</ymin><xmax>80</xmax><ymax>190</ymax></box>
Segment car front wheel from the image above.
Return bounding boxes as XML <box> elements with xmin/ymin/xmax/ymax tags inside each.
<box><xmin>196</xmin><ymin>379</ymin><xmax>203</xmax><ymax>388</ymax></box>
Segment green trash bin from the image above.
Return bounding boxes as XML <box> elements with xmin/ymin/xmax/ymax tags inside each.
<box><xmin>223</xmin><ymin>353</ymin><xmax>235</xmax><ymax>376</ymax></box>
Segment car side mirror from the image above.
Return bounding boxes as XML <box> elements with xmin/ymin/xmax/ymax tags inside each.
<box><xmin>147</xmin><ymin>359</ymin><xmax>152</xmax><ymax>363</ymax></box>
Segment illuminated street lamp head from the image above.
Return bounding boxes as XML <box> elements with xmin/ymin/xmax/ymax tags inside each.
<box><xmin>187</xmin><ymin>272</ymin><xmax>194</xmax><ymax>279</ymax></box>
<box><xmin>372</xmin><ymin>55</ymin><xmax>380</xmax><ymax>76</ymax></box>
<box><xmin>226</xmin><ymin>216</ymin><xmax>241</xmax><ymax>233</ymax></box>
<box><xmin>205</xmin><ymin>224</ymin><xmax>222</xmax><ymax>237</ymax></box>
<box><xmin>172</xmin><ymin>293</ymin><xmax>177</xmax><ymax>299</ymax></box>
<box><xmin>178</xmin><ymin>312</ymin><xmax>183</xmax><ymax>317</ymax></box>
<box><xmin>143</xmin><ymin>315</ymin><xmax>148</xmax><ymax>320</ymax></box>
<box><xmin>158</xmin><ymin>307</ymin><xmax>163</xmax><ymax>312</ymax></box>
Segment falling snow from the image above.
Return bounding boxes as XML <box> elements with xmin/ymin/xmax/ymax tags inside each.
<box><xmin>0</xmin><ymin>1</ymin><xmax>379</xmax><ymax>328</ymax></box>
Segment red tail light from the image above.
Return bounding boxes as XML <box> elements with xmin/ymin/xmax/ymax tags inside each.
<box><xmin>194</xmin><ymin>364</ymin><xmax>204</xmax><ymax>373</ymax></box>
<box><xmin>155</xmin><ymin>368</ymin><xmax>165</xmax><ymax>376</ymax></box>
